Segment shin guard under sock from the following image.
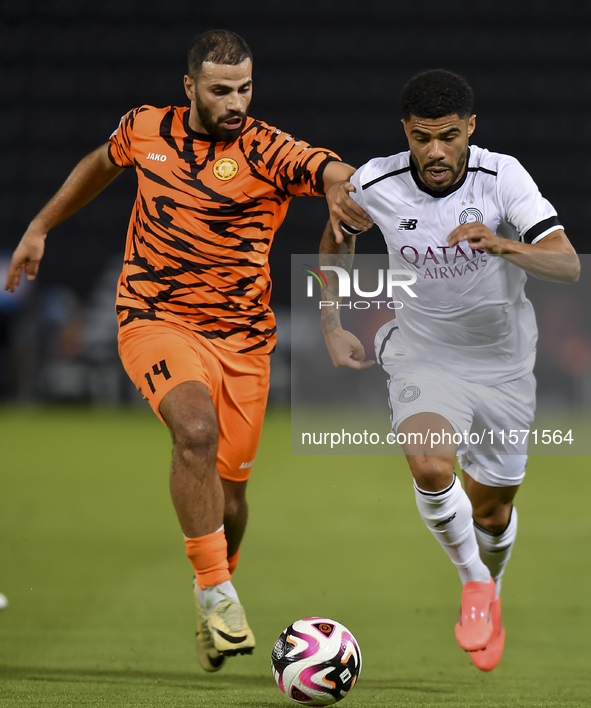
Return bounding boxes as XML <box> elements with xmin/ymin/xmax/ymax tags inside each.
<box><xmin>414</xmin><ymin>474</ymin><xmax>490</xmax><ymax>584</ymax></box>
<box><xmin>185</xmin><ymin>527</ymin><xmax>231</xmax><ymax>590</ymax></box>
<box><xmin>474</xmin><ymin>507</ymin><xmax>518</xmax><ymax>598</ymax></box>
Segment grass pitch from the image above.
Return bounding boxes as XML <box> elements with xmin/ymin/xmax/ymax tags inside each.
<box><xmin>0</xmin><ymin>406</ymin><xmax>590</xmax><ymax>707</ymax></box>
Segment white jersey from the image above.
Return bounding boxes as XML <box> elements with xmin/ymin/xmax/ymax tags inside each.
<box><xmin>347</xmin><ymin>145</ymin><xmax>562</xmax><ymax>384</ymax></box>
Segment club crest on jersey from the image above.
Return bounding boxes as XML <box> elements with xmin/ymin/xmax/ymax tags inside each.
<box><xmin>213</xmin><ymin>157</ymin><xmax>239</xmax><ymax>181</ymax></box>
<box><xmin>459</xmin><ymin>207</ymin><xmax>483</xmax><ymax>224</ymax></box>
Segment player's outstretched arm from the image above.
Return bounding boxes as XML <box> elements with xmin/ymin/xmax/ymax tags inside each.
<box><xmin>4</xmin><ymin>143</ymin><xmax>125</xmax><ymax>292</ymax></box>
<box><xmin>322</xmin><ymin>161</ymin><xmax>373</xmax><ymax>245</ymax></box>
<box><xmin>319</xmin><ymin>220</ymin><xmax>374</xmax><ymax>370</ymax></box>
<box><xmin>446</xmin><ymin>224</ymin><xmax>580</xmax><ymax>284</ymax></box>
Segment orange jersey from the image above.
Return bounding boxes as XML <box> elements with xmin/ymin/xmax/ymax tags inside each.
<box><xmin>109</xmin><ymin>105</ymin><xmax>340</xmax><ymax>354</ymax></box>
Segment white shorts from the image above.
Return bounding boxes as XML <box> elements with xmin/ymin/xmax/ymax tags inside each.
<box><xmin>375</xmin><ymin>323</ymin><xmax>536</xmax><ymax>487</ymax></box>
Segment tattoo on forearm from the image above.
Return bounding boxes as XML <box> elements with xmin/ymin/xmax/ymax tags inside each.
<box><xmin>319</xmin><ymin>221</ymin><xmax>356</xmax><ymax>332</ymax></box>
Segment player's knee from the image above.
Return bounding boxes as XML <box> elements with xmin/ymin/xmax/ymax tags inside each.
<box><xmin>472</xmin><ymin>502</ymin><xmax>513</xmax><ymax>533</ymax></box>
<box><xmin>172</xmin><ymin>415</ymin><xmax>218</xmax><ymax>466</ymax></box>
<box><xmin>409</xmin><ymin>456</ymin><xmax>455</xmax><ymax>492</ymax></box>
<box><xmin>221</xmin><ymin>478</ymin><xmax>247</xmax><ymax>524</ymax></box>
<box><xmin>224</xmin><ymin>494</ymin><xmax>247</xmax><ymax>523</ymax></box>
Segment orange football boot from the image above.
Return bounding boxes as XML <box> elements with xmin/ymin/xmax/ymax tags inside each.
<box><xmin>470</xmin><ymin>596</ymin><xmax>505</xmax><ymax>671</ymax></box>
<box><xmin>455</xmin><ymin>575</ymin><xmax>495</xmax><ymax>651</ymax></box>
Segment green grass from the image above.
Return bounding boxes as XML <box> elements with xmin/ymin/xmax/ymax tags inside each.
<box><xmin>0</xmin><ymin>406</ymin><xmax>590</xmax><ymax>707</ymax></box>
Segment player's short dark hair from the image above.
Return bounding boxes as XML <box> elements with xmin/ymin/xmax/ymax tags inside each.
<box><xmin>401</xmin><ymin>69</ymin><xmax>474</xmax><ymax>121</ymax></box>
<box><xmin>188</xmin><ymin>30</ymin><xmax>252</xmax><ymax>78</ymax></box>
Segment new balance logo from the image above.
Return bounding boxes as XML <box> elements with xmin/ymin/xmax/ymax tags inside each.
<box><xmin>398</xmin><ymin>219</ymin><xmax>418</xmax><ymax>231</ymax></box>
<box><xmin>147</xmin><ymin>152</ymin><xmax>167</xmax><ymax>162</ymax></box>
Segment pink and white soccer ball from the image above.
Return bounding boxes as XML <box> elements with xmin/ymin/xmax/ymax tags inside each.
<box><xmin>271</xmin><ymin>617</ymin><xmax>362</xmax><ymax>706</ymax></box>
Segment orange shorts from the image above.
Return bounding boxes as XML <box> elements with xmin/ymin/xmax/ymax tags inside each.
<box><xmin>118</xmin><ymin>319</ymin><xmax>270</xmax><ymax>482</ymax></box>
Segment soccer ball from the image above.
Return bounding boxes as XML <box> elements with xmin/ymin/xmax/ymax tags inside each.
<box><xmin>271</xmin><ymin>617</ymin><xmax>362</xmax><ymax>706</ymax></box>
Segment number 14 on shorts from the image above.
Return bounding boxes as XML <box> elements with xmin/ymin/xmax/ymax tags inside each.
<box><xmin>145</xmin><ymin>359</ymin><xmax>171</xmax><ymax>393</ymax></box>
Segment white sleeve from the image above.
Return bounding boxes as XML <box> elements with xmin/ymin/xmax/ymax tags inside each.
<box><xmin>497</xmin><ymin>157</ymin><xmax>562</xmax><ymax>244</ymax></box>
<box><xmin>340</xmin><ymin>167</ymin><xmax>370</xmax><ymax>236</ymax></box>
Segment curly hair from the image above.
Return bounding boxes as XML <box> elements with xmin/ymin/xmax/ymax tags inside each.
<box><xmin>401</xmin><ymin>69</ymin><xmax>474</xmax><ymax>120</ymax></box>
<box><xmin>188</xmin><ymin>30</ymin><xmax>252</xmax><ymax>78</ymax></box>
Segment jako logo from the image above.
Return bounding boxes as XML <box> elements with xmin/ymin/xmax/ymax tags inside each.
<box><xmin>147</xmin><ymin>153</ymin><xmax>167</xmax><ymax>162</ymax></box>
<box><xmin>303</xmin><ymin>264</ymin><xmax>417</xmax><ymax>298</ymax></box>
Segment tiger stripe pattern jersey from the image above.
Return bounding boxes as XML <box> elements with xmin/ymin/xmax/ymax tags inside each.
<box><xmin>109</xmin><ymin>105</ymin><xmax>340</xmax><ymax>354</ymax></box>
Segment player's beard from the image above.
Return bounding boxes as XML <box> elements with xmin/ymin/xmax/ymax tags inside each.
<box><xmin>414</xmin><ymin>148</ymin><xmax>468</xmax><ymax>192</ymax></box>
<box><xmin>196</xmin><ymin>97</ymin><xmax>247</xmax><ymax>143</ymax></box>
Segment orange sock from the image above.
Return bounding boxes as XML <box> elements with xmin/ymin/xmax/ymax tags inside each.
<box><xmin>185</xmin><ymin>528</ymin><xmax>231</xmax><ymax>590</ymax></box>
<box><xmin>228</xmin><ymin>549</ymin><xmax>240</xmax><ymax>576</ymax></box>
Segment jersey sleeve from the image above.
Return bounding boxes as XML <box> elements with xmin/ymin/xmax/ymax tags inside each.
<box><xmin>497</xmin><ymin>156</ymin><xmax>562</xmax><ymax>244</ymax></box>
<box><xmin>340</xmin><ymin>167</ymin><xmax>369</xmax><ymax>236</ymax></box>
<box><xmin>265</xmin><ymin>131</ymin><xmax>341</xmax><ymax>197</ymax></box>
<box><xmin>108</xmin><ymin>107</ymin><xmax>143</xmax><ymax>168</ymax></box>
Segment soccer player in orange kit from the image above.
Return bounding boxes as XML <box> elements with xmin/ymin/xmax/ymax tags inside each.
<box><xmin>5</xmin><ymin>29</ymin><xmax>365</xmax><ymax>672</ymax></box>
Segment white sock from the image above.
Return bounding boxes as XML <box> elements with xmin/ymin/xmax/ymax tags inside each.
<box><xmin>197</xmin><ymin>579</ymin><xmax>239</xmax><ymax>612</ymax></box>
<box><xmin>414</xmin><ymin>474</ymin><xmax>490</xmax><ymax>584</ymax></box>
<box><xmin>473</xmin><ymin>507</ymin><xmax>518</xmax><ymax>599</ymax></box>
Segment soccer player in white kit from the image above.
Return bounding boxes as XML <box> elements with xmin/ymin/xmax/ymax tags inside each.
<box><xmin>322</xmin><ymin>69</ymin><xmax>580</xmax><ymax>671</ymax></box>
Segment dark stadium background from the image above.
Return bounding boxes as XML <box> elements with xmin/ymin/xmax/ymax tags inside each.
<box><xmin>1</xmin><ymin>0</ymin><xmax>590</xmax><ymax>403</ymax></box>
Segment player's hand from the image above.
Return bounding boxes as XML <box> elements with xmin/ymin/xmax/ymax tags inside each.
<box><xmin>4</xmin><ymin>225</ymin><xmax>47</xmax><ymax>292</ymax></box>
<box><xmin>446</xmin><ymin>223</ymin><xmax>506</xmax><ymax>254</ymax></box>
<box><xmin>323</xmin><ymin>327</ymin><xmax>375</xmax><ymax>369</ymax></box>
<box><xmin>326</xmin><ymin>181</ymin><xmax>373</xmax><ymax>245</ymax></box>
